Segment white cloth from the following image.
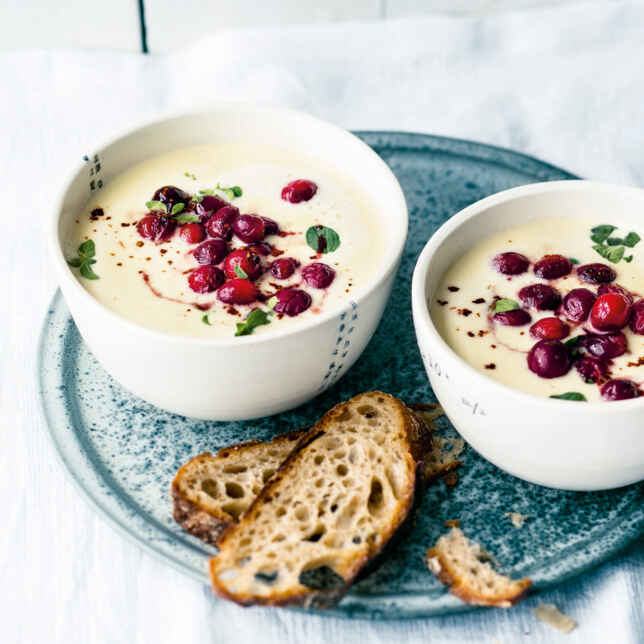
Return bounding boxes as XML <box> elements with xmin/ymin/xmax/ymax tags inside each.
<box><xmin>2</xmin><ymin>2</ymin><xmax>643</xmax><ymax>642</ymax></box>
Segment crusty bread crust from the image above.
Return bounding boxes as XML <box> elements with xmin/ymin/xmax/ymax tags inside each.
<box><xmin>209</xmin><ymin>392</ymin><xmax>431</xmax><ymax>608</ymax></box>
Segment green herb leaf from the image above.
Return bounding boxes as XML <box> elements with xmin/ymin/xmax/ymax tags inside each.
<box><xmin>202</xmin><ymin>314</ymin><xmax>211</xmax><ymax>326</ymax></box>
<box><xmin>491</xmin><ymin>298</ymin><xmax>520</xmax><ymax>313</ymax></box>
<box><xmin>233</xmin><ymin>264</ymin><xmax>248</xmax><ymax>279</ymax></box>
<box><xmin>191</xmin><ymin>195</ymin><xmax>203</xmax><ymax>203</ymax></box>
<box><xmin>550</xmin><ymin>392</ymin><xmax>587</xmax><ymax>401</ymax></box>
<box><xmin>593</xmin><ymin>244</ymin><xmax>624</xmax><ymax>264</ymax></box>
<box><xmin>624</xmin><ymin>232</ymin><xmax>641</xmax><ymax>248</ymax></box>
<box><xmin>235</xmin><ymin>309</ymin><xmax>271</xmax><ymax>336</ymax></box>
<box><xmin>569</xmin><ymin>257</ymin><xmax>579</xmax><ymax>265</ymax></box>
<box><xmin>68</xmin><ymin>240</ymin><xmax>100</xmax><ymax>280</ymax></box>
<box><xmin>198</xmin><ymin>189</ymin><xmax>214</xmax><ymax>196</ymax></box>
<box><xmin>305</xmin><ymin>225</ymin><xmax>341</xmax><ymax>254</ymax></box>
<box><xmin>171</xmin><ymin>202</ymin><xmax>185</xmax><ymax>215</ymax></box>
<box><xmin>215</xmin><ymin>183</ymin><xmax>243</xmax><ymax>200</ymax></box>
<box><xmin>267</xmin><ymin>296</ymin><xmax>278</xmax><ymax>310</ymax></box>
<box><xmin>174</xmin><ymin>213</ymin><xmax>200</xmax><ymax>224</ymax></box>
<box><xmin>66</xmin><ymin>257</ymin><xmax>82</xmax><ymax>267</ymax></box>
<box><xmin>624</xmin><ymin>255</ymin><xmax>634</xmax><ymax>263</ymax></box>
<box><xmin>184</xmin><ymin>172</ymin><xmax>196</xmax><ymax>180</ymax></box>
<box><xmin>79</xmin><ymin>260</ymin><xmax>99</xmax><ymax>280</ymax></box>
<box><xmin>564</xmin><ymin>335</ymin><xmax>582</xmax><ymax>349</ymax></box>
<box><xmin>590</xmin><ymin>224</ymin><xmax>616</xmax><ymax>244</ymax></box>
<box><xmin>606</xmin><ymin>237</ymin><xmax>625</xmax><ymax>246</ymax></box>
<box><xmin>78</xmin><ymin>239</ymin><xmax>96</xmax><ymax>258</ymax></box>
<box><xmin>145</xmin><ymin>200</ymin><xmax>167</xmax><ymax>212</ymax></box>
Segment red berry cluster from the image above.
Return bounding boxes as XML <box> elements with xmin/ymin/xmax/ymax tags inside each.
<box><xmin>491</xmin><ymin>252</ymin><xmax>643</xmax><ymax>401</ymax></box>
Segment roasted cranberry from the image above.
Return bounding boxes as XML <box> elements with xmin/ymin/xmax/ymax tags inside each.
<box><xmin>575</xmin><ymin>357</ymin><xmax>609</xmax><ymax>383</ymax></box>
<box><xmin>136</xmin><ymin>215</ymin><xmax>176</xmax><ymax>241</ymax></box>
<box><xmin>600</xmin><ymin>379</ymin><xmax>641</xmax><ymax>401</ymax></box>
<box><xmin>188</xmin><ymin>265</ymin><xmax>224</xmax><ymax>294</ymax></box>
<box><xmin>261</xmin><ymin>216</ymin><xmax>279</xmax><ymax>236</ymax></box>
<box><xmin>152</xmin><ymin>185</ymin><xmax>190</xmax><ymax>211</ymax></box>
<box><xmin>179</xmin><ymin>223</ymin><xmax>205</xmax><ymax>244</ymax></box>
<box><xmin>527</xmin><ymin>340</ymin><xmax>572</xmax><ymax>378</ymax></box>
<box><xmin>233</xmin><ymin>214</ymin><xmax>265</xmax><ymax>243</ymax></box>
<box><xmin>590</xmin><ymin>293</ymin><xmax>631</xmax><ymax>331</ymax></box>
<box><xmin>193</xmin><ymin>239</ymin><xmax>228</xmax><ymax>265</ymax></box>
<box><xmin>491</xmin><ymin>252</ymin><xmax>529</xmax><ymax>276</ymax></box>
<box><xmin>598</xmin><ymin>283</ymin><xmax>634</xmax><ymax>305</ymax></box>
<box><xmin>271</xmin><ymin>257</ymin><xmax>299</xmax><ymax>280</ymax></box>
<box><xmin>302</xmin><ymin>262</ymin><xmax>335</xmax><ymax>289</ymax></box>
<box><xmin>533</xmin><ymin>254</ymin><xmax>572</xmax><ymax>280</ymax></box>
<box><xmin>199</xmin><ymin>194</ymin><xmax>228</xmax><ymax>214</ymax></box>
<box><xmin>247</xmin><ymin>242</ymin><xmax>272</xmax><ymax>256</ymax></box>
<box><xmin>629</xmin><ymin>299</ymin><xmax>644</xmax><ymax>335</ymax></box>
<box><xmin>562</xmin><ymin>288</ymin><xmax>596</xmax><ymax>323</ymax></box>
<box><xmin>223</xmin><ymin>248</ymin><xmax>263</xmax><ymax>280</ymax></box>
<box><xmin>583</xmin><ymin>332</ymin><xmax>628</xmax><ymax>359</ymax></box>
<box><xmin>576</xmin><ymin>263</ymin><xmax>616</xmax><ymax>284</ymax></box>
<box><xmin>206</xmin><ymin>206</ymin><xmax>239</xmax><ymax>241</ymax></box>
<box><xmin>281</xmin><ymin>179</ymin><xmax>317</xmax><ymax>203</ymax></box>
<box><xmin>493</xmin><ymin>309</ymin><xmax>532</xmax><ymax>326</ymax></box>
<box><xmin>273</xmin><ymin>288</ymin><xmax>312</xmax><ymax>316</ymax></box>
<box><xmin>530</xmin><ymin>317</ymin><xmax>570</xmax><ymax>340</ymax></box>
<box><xmin>217</xmin><ymin>278</ymin><xmax>258</xmax><ymax>305</ymax></box>
<box><xmin>518</xmin><ymin>284</ymin><xmax>561</xmax><ymax>311</ymax></box>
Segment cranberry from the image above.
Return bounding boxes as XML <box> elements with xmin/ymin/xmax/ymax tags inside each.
<box><xmin>518</xmin><ymin>284</ymin><xmax>561</xmax><ymax>311</ymax></box>
<box><xmin>562</xmin><ymin>288</ymin><xmax>596</xmax><ymax>323</ymax></box>
<box><xmin>281</xmin><ymin>179</ymin><xmax>317</xmax><ymax>203</ymax></box>
<box><xmin>598</xmin><ymin>283</ymin><xmax>634</xmax><ymax>305</ymax></box>
<box><xmin>533</xmin><ymin>254</ymin><xmax>572</xmax><ymax>280</ymax></box>
<box><xmin>271</xmin><ymin>257</ymin><xmax>299</xmax><ymax>280</ymax></box>
<box><xmin>188</xmin><ymin>265</ymin><xmax>224</xmax><ymax>294</ymax></box>
<box><xmin>152</xmin><ymin>185</ymin><xmax>190</xmax><ymax>211</ymax></box>
<box><xmin>273</xmin><ymin>288</ymin><xmax>312</xmax><ymax>316</ymax></box>
<box><xmin>217</xmin><ymin>279</ymin><xmax>258</xmax><ymax>305</ymax></box>
<box><xmin>136</xmin><ymin>215</ymin><xmax>176</xmax><ymax>241</ymax></box>
<box><xmin>600</xmin><ymin>379</ymin><xmax>641</xmax><ymax>401</ymax></box>
<box><xmin>527</xmin><ymin>340</ymin><xmax>572</xmax><ymax>378</ymax></box>
<box><xmin>530</xmin><ymin>317</ymin><xmax>570</xmax><ymax>340</ymax></box>
<box><xmin>179</xmin><ymin>223</ymin><xmax>205</xmax><ymax>244</ymax></box>
<box><xmin>575</xmin><ymin>357</ymin><xmax>609</xmax><ymax>383</ymax></box>
<box><xmin>302</xmin><ymin>262</ymin><xmax>335</xmax><ymax>289</ymax></box>
<box><xmin>233</xmin><ymin>214</ymin><xmax>265</xmax><ymax>243</ymax></box>
<box><xmin>206</xmin><ymin>206</ymin><xmax>239</xmax><ymax>241</ymax></box>
<box><xmin>590</xmin><ymin>293</ymin><xmax>631</xmax><ymax>331</ymax></box>
<box><xmin>247</xmin><ymin>242</ymin><xmax>272</xmax><ymax>256</ymax></box>
<box><xmin>261</xmin><ymin>216</ymin><xmax>279</xmax><ymax>236</ymax></box>
<box><xmin>193</xmin><ymin>239</ymin><xmax>228</xmax><ymax>265</ymax></box>
<box><xmin>199</xmin><ymin>194</ymin><xmax>228</xmax><ymax>214</ymax></box>
<box><xmin>629</xmin><ymin>299</ymin><xmax>644</xmax><ymax>335</ymax></box>
<box><xmin>493</xmin><ymin>309</ymin><xmax>532</xmax><ymax>326</ymax></box>
<box><xmin>223</xmin><ymin>248</ymin><xmax>263</xmax><ymax>280</ymax></box>
<box><xmin>583</xmin><ymin>332</ymin><xmax>628</xmax><ymax>359</ymax></box>
<box><xmin>576</xmin><ymin>263</ymin><xmax>616</xmax><ymax>284</ymax></box>
<box><xmin>491</xmin><ymin>252</ymin><xmax>529</xmax><ymax>275</ymax></box>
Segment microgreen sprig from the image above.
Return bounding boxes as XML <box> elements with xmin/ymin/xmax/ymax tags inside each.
<box><xmin>67</xmin><ymin>240</ymin><xmax>99</xmax><ymax>280</ymax></box>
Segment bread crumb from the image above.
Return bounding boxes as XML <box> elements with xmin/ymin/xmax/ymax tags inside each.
<box><xmin>445</xmin><ymin>519</ymin><xmax>461</xmax><ymax>528</ymax></box>
<box><xmin>505</xmin><ymin>512</ymin><xmax>530</xmax><ymax>528</ymax></box>
<box><xmin>533</xmin><ymin>603</ymin><xmax>577</xmax><ymax>633</ymax></box>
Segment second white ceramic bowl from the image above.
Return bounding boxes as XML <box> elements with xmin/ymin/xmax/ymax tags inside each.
<box><xmin>49</xmin><ymin>106</ymin><xmax>407</xmax><ymax>420</ymax></box>
<box><xmin>412</xmin><ymin>180</ymin><xmax>644</xmax><ymax>491</ymax></box>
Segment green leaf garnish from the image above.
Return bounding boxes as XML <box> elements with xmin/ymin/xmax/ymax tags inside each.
<box><xmin>145</xmin><ymin>200</ymin><xmax>167</xmax><ymax>212</ymax></box>
<box><xmin>550</xmin><ymin>392</ymin><xmax>587</xmax><ymax>401</ymax></box>
<box><xmin>202</xmin><ymin>314</ymin><xmax>211</xmax><ymax>326</ymax></box>
<box><xmin>171</xmin><ymin>202</ymin><xmax>185</xmax><ymax>215</ymax></box>
<box><xmin>216</xmin><ymin>183</ymin><xmax>243</xmax><ymax>200</ymax></box>
<box><xmin>267</xmin><ymin>296</ymin><xmax>278</xmax><ymax>310</ymax></box>
<box><xmin>564</xmin><ymin>335</ymin><xmax>583</xmax><ymax>359</ymax></box>
<box><xmin>191</xmin><ymin>195</ymin><xmax>203</xmax><ymax>203</ymax></box>
<box><xmin>624</xmin><ymin>255</ymin><xmax>634</xmax><ymax>263</ymax></box>
<box><xmin>234</xmin><ymin>264</ymin><xmax>248</xmax><ymax>279</ymax></box>
<box><xmin>491</xmin><ymin>298</ymin><xmax>520</xmax><ymax>313</ymax></box>
<box><xmin>593</xmin><ymin>244</ymin><xmax>624</xmax><ymax>264</ymax></box>
<box><xmin>199</xmin><ymin>189</ymin><xmax>214</xmax><ymax>196</ymax></box>
<box><xmin>235</xmin><ymin>309</ymin><xmax>271</xmax><ymax>336</ymax></box>
<box><xmin>305</xmin><ymin>225</ymin><xmax>341</xmax><ymax>254</ymax></box>
<box><xmin>624</xmin><ymin>232</ymin><xmax>641</xmax><ymax>248</ymax></box>
<box><xmin>606</xmin><ymin>237</ymin><xmax>624</xmax><ymax>246</ymax></box>
<box><xmin>569</xmin><ymin>257</ymin><xmax>579</xmax><ymax>265</ymax></box>
<box><xmin>174</xmin><ymin>213</ymin><xmax>200</xmax><ymax>224</ymax></box>
<box><xmin>67</xmin><ymin>240</ymin><xmax>100</xmax><ymax>280</ymax></box>
<box><xmin>184</xmin><ymin>172</ymin><xmax>196</xmax><ymax>180</ymax></box>
<box><xmin>590</xmin><ymin>224</ymin><xmax>616</xmax><ymax>244</ymax></box>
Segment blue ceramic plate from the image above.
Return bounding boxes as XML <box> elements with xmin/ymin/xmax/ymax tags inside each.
<box><xmin>38</xmin><ymin>132</ymin><xmax>644</xmax><ymax>619</ymax></box>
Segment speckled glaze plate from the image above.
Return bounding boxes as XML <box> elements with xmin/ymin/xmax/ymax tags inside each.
<box><xmin>38</xmin><ymin>132</ymin><xmax>644</xmax><ymax>619</ymax></box>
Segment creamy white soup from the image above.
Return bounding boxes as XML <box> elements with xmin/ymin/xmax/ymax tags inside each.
<box><xmin>65</xmin><ymin>143</ymin><xmax>384</xmax><ymax>338</ymax></box>
<box><xmin>431</xmin><ymin>217</ymin><xmax>644</xmax><ymax>402</ymax></box>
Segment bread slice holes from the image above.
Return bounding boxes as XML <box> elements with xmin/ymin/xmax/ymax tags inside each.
<box><xmin>314</xmin><ymin>478</ymin><xmax>324</xmax><ymax>488</ymax></box>
<box><xmin>348</xmin><ymin>447</ymin><xmax>358</xmax><ymax>463</ymax></box>
<box><xmin>222</xmin><ymin>502</ymin><xmax>244</xmax><ymax>520</ymax></box>
<box><xmin>336</xmin><ymin>464</ymin><xmax>348</xmax><ymax>477</ymax></box>
<box><xmin>357</xmin><ymin>404</ymin><xmax>377</xmax><ymax>419</ymax></box>
<box><xmin>336</xmin><ymin>408</ymin><xmax>352</xmax><ymax>422</ymax></box>
<box><xmin>314</xmin><ymin>455</ymin><xmax>324</xmax><ymax>465</ymax></box>
<box><xmin>352</xmin><ymin>536</ymin><xmax>361</xmax><ymax>544</ymax></box>
<box><xmin>299</xmin><ymin>562</ymin><xmax>345</xmax><ymax>590</ymax></box>
<box><xmin>295</xmin><ymin>506</ymin><xmax>309</xmax><ymax>522</ymax></box>
<box><xmin>272</xmin><ymin>534</ymin><xmax>286</xmax><ymax>543</ymax></box>
<box><xmin>235</xmin><ymin>556</ymin><xmax>251</xmax><ymax>567</ymax></box>
<box><xmin>254</xmin><ymin>571</ymin><xmax>278</xmax><ymax>585</ymax></box>
<box><xmin>341</xmin><ymin>478</ymin><xmax>354</xmax><ymax>488</ymax></box>
<box><xmin>304</xmin><ymin>525</ymin><xmax>326</xmax><ymax>542</ymax></box>
<box><xmin>201</xmin><ymin>479</ymin><xmax>218</xmax><ymax>498</ymax></box>
<box><xmin>385</xmin><ymin>468</ymin><xmax>400</xmax><ymax>499</ymax></box>
<box><xmin>225</xmin><ymin>482</ymin><xmax>244</xmax><ymax>498</ymax></box>
<box><xmin>222</xmin><ymin>464</ymin><xmax>247</xmax><ymax>474</ymax></box>
<box><xmin>367</xmin><ymin>479</ymin><xmax>384</xmax><ymax>516</ymax></box>
<box><xmin>336</xmin><ymin>497</ymin><xmax>358</xmax><ymax>530</ymax></box>
<box><xmin>330</xmin><ymin>504</ymin><xmax>338</xmax><ymax>513</ymax></box>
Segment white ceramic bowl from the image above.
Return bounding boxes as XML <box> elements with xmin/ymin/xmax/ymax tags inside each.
<box><xmin>412</xmin><ymin>180</ymin><xmax>644</xmax><ymax>491</ymax></box>
<box><xmin>49</xmin><ymin>106</ymin><xmax>407</xmax><ymax>420</ymax></box>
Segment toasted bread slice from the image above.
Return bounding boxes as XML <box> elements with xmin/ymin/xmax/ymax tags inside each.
<box><xmin>426</xmin><ymin>528</ymin><xmax>531</xmax><ymax>608</ymax></box>
<box><xmin>209</xmin><ymin>392</ymin><xmax>431</xmax><ymax>607</ymax></box>
<box><xmin>172</xmin><ymin>430</ymin><xmax>307</xmax><ymax>545</ymax></box>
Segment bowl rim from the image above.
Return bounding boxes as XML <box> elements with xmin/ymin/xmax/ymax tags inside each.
<box><xmin>48</xmin><ymin>104</ymin><xmax>408</xmax><ymax>346</ymax></box>
<box><xmin>411</xmin><ymin>179</ymin><xmax>644</xmax><ymax>411</ymax></box>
